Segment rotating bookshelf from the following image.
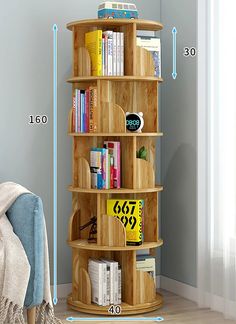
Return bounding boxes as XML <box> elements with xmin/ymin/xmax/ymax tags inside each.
<box><xmin>66</xmin><ymin>18</ymin><xmax>163</xmax><ymax>315</ymax></box>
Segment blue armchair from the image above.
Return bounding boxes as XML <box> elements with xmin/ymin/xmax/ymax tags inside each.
<box><xmin>6</xmin><ymin>193</ymin><xmax>45</xmax><ymax>324</ymax></box>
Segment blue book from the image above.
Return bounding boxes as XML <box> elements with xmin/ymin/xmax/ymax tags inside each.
<box><xmin>92</xmin><ymin>148</ymin><xmax>106</xmax><ymax>189</ymax></box>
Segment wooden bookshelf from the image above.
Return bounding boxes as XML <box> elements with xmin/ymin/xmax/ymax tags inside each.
<box><xmin>66</xmin><ymin>18</ymin><xmax>163</xmax><ymax>315</ymax></box>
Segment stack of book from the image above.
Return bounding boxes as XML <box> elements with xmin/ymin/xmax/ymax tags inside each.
<box><xmin>136</xmin><ymin>255</ymin><xmax>156</xmax><ymax>286</ymax></box>
<box><xmin>85</xmin><ymin>30</ymin><xmax>124</xmax><ymax>76</ymax></box>
<box><xmin>88</xmin><ymin>258</ymin><xmax>122</xmax><ymax>306</ymax></box>
<box><xmin>90</xmin><ymin>141</ymin><xmax>120</xmax><ymax>189</ymax></box>
<box><xmin>72</xmin><ymin>86</ymin><xmax>97</xmax><ymax>133</ymax></box>
<box><xmin>136</xmin><ymin>36</ymin><xmax>161</xmax><ymax>78</ymax></box>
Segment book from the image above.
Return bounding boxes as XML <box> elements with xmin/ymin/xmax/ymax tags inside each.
<box><xmin>107</xmin><ymin>199</ymin><xmax>144</xmax><ymax>246</ymax></box>
<box><xmin>118</xmin><ymin>264</ymin><xmax>122</xmax><ymax>304</ymax></box>
<box><xmin>89</xmin><ymin>86</ymin><xmax>98</xmax><ymax>132</ymax></box>
<box><xmin>72</xmin><ymin>95</ymin><xmax>76</xmax><ymax>132</ymax></box>
<box><xmin>88</xmin><ymin>259</ymin><xmax>104</xmax><ymax>305</ymax></box>
<box><xmin>116</xmin><ymin>32</ymin><xmax>121</xmax><ymax>76</ymax></box>
<box><xmin>90</xmin><ymin>150</ymin><xmax>102</xmax><ymax>189</ymax></box>
<box><xmin>136</xmin><ymin>36</ymin><xmax>161</xmax><ymax>78</ymax></box>
<box><xmin>100</xmin><ymin>259</ymin><xmax>119</xmax><ymax>305</ymax></box>
<box><xmin>102</xmin><ymin>37</ymin><xmax>105</xmax><ymax>76</ymax></box>
<box><xmin>136</xmin><ymin>256</ymin><xmax>156</xmax><ymax>286</ymax></box>
<box><xmin>103</xmin><ymin>31</ymin><xmax>113</xmax><ymax>76</ymax></box>
<box><xmin>110</xmin><ymin>155</ymin><xmax>114</xmax><ymax>189</ymax></box>
<box><xmin>85</xmin><ymin>30</ymin><xmax>102</xmax><ymax>76</ymax></box>
<box><xmin>120</xmin><ymin>32</ymin><xmax>124</xmax><ymax>76</ymax></box>
<box><xmin>113</xmin><ymin>32</ymin><xmax>117</xmax><ymax>76</ymax></box>
<box><xmin>85</xmin><ymin>89</ymin><xmax>90</xmax><ymax>132</ymax></box>
<box><xmin>104</xmin><ymin>141</ymin><xmax>120</xmax><ymax>188</ymax></box>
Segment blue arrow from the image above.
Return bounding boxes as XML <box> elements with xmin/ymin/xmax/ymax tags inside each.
<box><xmin>172</xmin><ymin>27</ymin><xmax>177</xmax><ymax>79</ymax></box>
<box><xmin>66</xmin><ymin>316</ymin><xmax>164</xmax><ymax>322</ymax></box>
<box><xmin>53</xmin><ymin>23</ymin><xmax>58</xmax><ymax>306</ymax></box>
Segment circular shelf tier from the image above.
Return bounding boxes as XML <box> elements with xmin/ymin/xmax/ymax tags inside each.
<box><xmin>68</xmin><ymin>132</ymin><xmax>163</xmax><ymax>137</ymax></box>
<box><xmin>67</xmin><ymin>76</ymin><xmax>163</xmax><ymax>83</ymax></box>
<box><xmin>67</xmin><ymin>293</ymin><xmax>163</xmax><ymax>315</ymax></box>
<box><xmin>68</xmin><ymin>185</ymin><xmax>163</xmax><ymax>194</ymax></box>
<box><xmin>67</xmin><ymin>18</ymin><xmax>163</xmax><ymax>31</ymax></box>
<box><xmin>67</xmin><ymin>239</ymin><xmax>163</xmax><ymax>251</ymax></box>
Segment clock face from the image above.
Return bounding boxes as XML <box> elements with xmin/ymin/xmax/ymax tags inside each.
<box><xmin>126</xmin><ymin>114</ymin><xmax>141</xmax><ymax>132</ymax></box>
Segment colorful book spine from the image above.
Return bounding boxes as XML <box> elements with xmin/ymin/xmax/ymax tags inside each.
<box><xmin>104</xmin><ymin>141</ymin><xmax>121</xmax><ymax>188</ymax></box>
<box><xmin>85</xmin><ymin>89</ymin><xmax>90</xmax><ymax>132</ymax></box>
<box><xmin>72</xmin><ymin>95</ymin><xmax>76</xmax><ymax>132</ymax></box>
<box><xmin>90</xmin><ymin>150</ymin><xmax>102</xmax><ymax>189</ymax></box>
<box><xmin>75</xmin><ymin>91</ymin><xmax>78</xmax><ymax>132</ymax></box>
<box><xmin>85</xmin><ymin>30</ymin><xmax>102</xmax><ymax>76</ymax></box>
<box><xmin>80</xmin><ymin>91</ymin><xmax>85</xmax><ymax>133</ymax></box>
<box><xmin>89</xmin><ymin>87</ymin><xmax>98</xmax><ymax>132</ymax></box>
<box><xmin>110</xmin><ymin>156</ymin><xmax>114</xmax><ymax>189</ymax></box>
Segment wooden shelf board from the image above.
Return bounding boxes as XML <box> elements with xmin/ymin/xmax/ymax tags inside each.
<box><xmin>67</xmin><ymin>239</ymin><xmax>163</xmax><ymax>251</ymax></box>
<box><xmin>67</xmin><ymin>293</ymin><xmax>163</xmax><ymax>315</ymax></box>
<box><xmin>67</xmin><ymin>18</ymin><xmax>163</xmax><ymax>31</ymax></box>
<box><xmin>68</xmin><ymin>132</ymin><xmax>163</xmax><ymax>137</ymax></box>
<box><xmin>67</xmin><ymin>76</ymin><xmax>163</xmax><ymax>83</ymax></box>
<box><xmin>68</xmin><ymin>185</ymin><xmax>163</xmax><ymax>194</ymax></box>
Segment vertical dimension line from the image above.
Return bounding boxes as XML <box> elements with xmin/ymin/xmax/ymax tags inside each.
<box><xmin>53</xmin><ymin>23</ymin><xmax>58</xmax><ymax>305</ymax></box>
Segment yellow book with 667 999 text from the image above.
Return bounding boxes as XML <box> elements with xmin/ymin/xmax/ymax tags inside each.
<box><xmin>85</xmin><ymin>30</ymin><xmax>102</xmax><ymax>76</ymax></box>
<box><xmin>107</xmin><ymin>199</ymin><xmax>144</xmax><ymax>246</ymax></box>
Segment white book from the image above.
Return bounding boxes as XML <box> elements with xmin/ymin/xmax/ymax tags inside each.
<box><xmin>116</xmin><ymin>32</ymin><xmax>121</xmax><ymax>76</ymax></box>
<box><xmin>120</xmin><ymin>32</ymin><xmax>124</xmax><ymax>76</ymax></box>
<box><xmin>88</xmin><ymin>259</ymin><xmax>104</xmax><ymax>305</ymax></box>
<box><xmin>113</xmin><ymin>32</ymin><xmax>117</xmax><ymax>76</ymax></box>
<box><xmin>101</xmin><ymin>259</ymin><xmax>118</xmax><ymax>304</ymax></box>
<box><xmin>118</xmin><ymin>265</ymin><xmax>122</xmax><ymax>304</ymax></box>
<box><xmin>106</xmin><ymin>264</ymin><xmax>111</xmax><ymax>305</ymax></box>
<box><xmin>103</xmin><ymin>31</ymin><xmax>113</xmax><ymax>76</ymax></box>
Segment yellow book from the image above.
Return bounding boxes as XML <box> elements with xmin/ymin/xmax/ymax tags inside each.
<box><xmin>107</xmin><ymin>199</ymin><xmax>144</xmax><ymax>246</ymax></box>
<box><xmin>85</xmin><ymin>30</ymin><xmax>102</xmax><ymax>76</ymax></box>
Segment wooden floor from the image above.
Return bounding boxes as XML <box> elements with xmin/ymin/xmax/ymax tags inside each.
<box><xmin>54</xmin><ymin>290</ymin><xmax>236</xmax><ymax>323</ymax></box>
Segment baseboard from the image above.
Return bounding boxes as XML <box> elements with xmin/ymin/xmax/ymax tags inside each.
<box><xmin>50</xmin><ymin>283</ymin><xmax>72</xmax><ymax>299</ymax></box>
<box><xmin>160</xmin><ymin>276</ymin><xmax>197</xmax><ymax>302</ymax></box>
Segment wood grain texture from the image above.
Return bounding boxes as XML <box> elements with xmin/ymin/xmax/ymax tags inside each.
<box><xmin>68</xmin><ymin>239</ymin><xmax>163</xmax><ymax>251</ymax></box>
<box><xmin>67</xmin><ymin>76</ymin><xmax>163</xmax><ymax>82</ymax></box>
<box><xmin>100</xmin><ymin>214</ymin><xmax>126</xmax><ymax>247</ymax></box>
<box><xmin>78</xmin><ymin>157</ymin><xmax>91</xmax><ymax>189</ymax></box>
<box><xmin>78</xmin><ymin>47</ymin><xmax>91</xmax><ymax>76</ymax></box>
<box><xmin>27</xmin><ymin>307</ymin><xmax>36</xmax><ymax>324</ymax></box>
<box><xmin>67</xmin><ymin>19</ymin><xmax>163</xmax><ymax>32</ymax></box>
<box><xmin>68</xmin><ymin>132</ymin><xmax>163</xmax><ymax>137</ymax></box>
<box><xmin>136</xmin><ymin>158</ymin><xmax>155</xmax><ymax>189</ymax></box>
<box><xmin>78</xmin><ymin>268</ymin><xmax>92</xmax><ymax>304</ymax></box>
<box><xmin>68</xmin><ymin>185</ymin><xmax>163</xmax><ymax>194</ymax></box>
<box><xmin>100</xmin><ymin>102</ymin><xmax>126</xmax><ymax>133</ymax></box>
<box><xmin>136</xmin><ymin>270</ymin><xmax>156</xmax><ymax>304</ymax></box>
<box><xmin>68</xmin><ymin>209</ymin><xmax>80</xmax><ymax>241</ymax></box>
<box><xmin>68</xmin><ymin>108</ymin><xmax>73</xmax><ymax>133</ymax></box>
<box><xmin>136</xmin><ymin>46</ymin><xmax>155</xmax><ymax>76</ymax></box>
<box><xmin>114</xmin><ymin>251</ymin><xmax>136</xmax><ymax>305</ymax></box>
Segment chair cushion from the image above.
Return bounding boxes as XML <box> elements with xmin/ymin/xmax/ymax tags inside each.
<box><xmin>6</xmin><ymin>193</ymin><xmax>44</xmax><ymax>308</ymax></box>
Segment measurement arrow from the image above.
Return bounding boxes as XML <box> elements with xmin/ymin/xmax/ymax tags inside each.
<box><xmin>172</xmin><ymin>27</ymin><xmax>177</xmax><ymax>79</ymax></box>
<box><xmin>66</xmin><ymin>316</ymin><xmax>164</xmax><ymax>322</ymax></box>
<box><xmin>53</xmin><ymin>23</ymin><xmax>58</xmax><ymax>306</ymax></box>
